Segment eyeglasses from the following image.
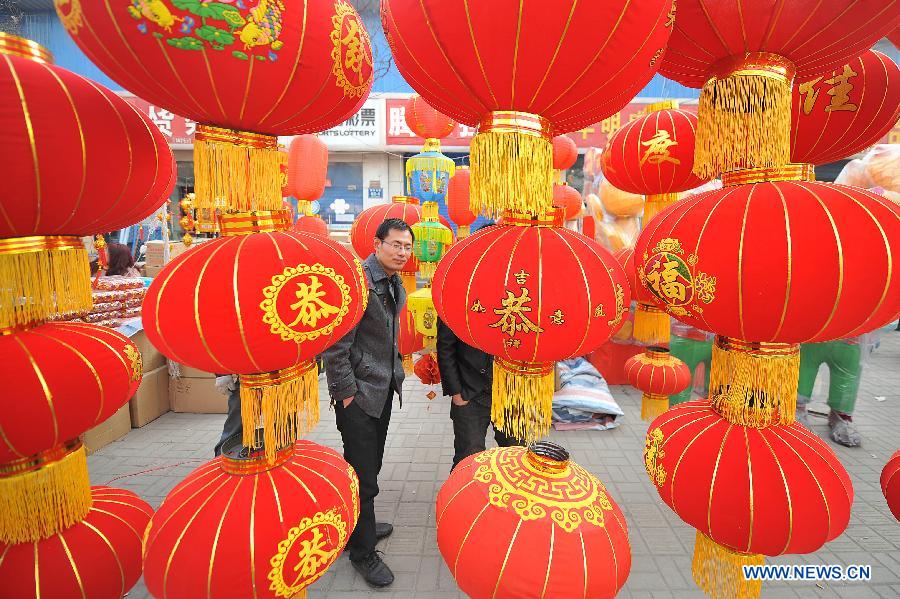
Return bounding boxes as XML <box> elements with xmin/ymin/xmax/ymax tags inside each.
<box><xmin>382</xmin><ymin>241</ymin><xmax>413</xmax><ymax>253</ymax></box>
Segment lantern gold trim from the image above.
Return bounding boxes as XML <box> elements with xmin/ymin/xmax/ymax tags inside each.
<box><xmin>491</xmin><ymin>357</ymin><xmax>554</xmax><ymax>444</ymax></box>
<box><xmin>0</xmin><ymin>32</ymin><xmax>54</xmax><ymax>64</ymax></box>
<box><xmin>219</xmin><ymin>210</ymin><xmax>292</xmax><ymax>236</ymax></box>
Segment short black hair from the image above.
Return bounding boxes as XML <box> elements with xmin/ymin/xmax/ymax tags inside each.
<box><xmin>376</xmin><ymin>218</ymin><xmax>415</xmax><ymax>243</ymax></box>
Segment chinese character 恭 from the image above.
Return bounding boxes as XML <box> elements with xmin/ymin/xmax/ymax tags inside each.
<box><xmin>825</xmin><ymin>64</ymin><xmax>859</xmax><ymax>112</ymax></box>
<box><xmin>646</xmin><ymin>260</ymin><xmax>687</xmax><ymax>303</ymax></box>
<box><xmin>549</xmin><ymin>309</ymin><xmax>565</xmax><ymax>325</ymax></box>
<box><xmin>360</xmin><ymin>108</ymin><xmax>376</xmax><ymax>127</ymax></box>
<box><xmin>388</xmin><ymin>107</ymin><xmax>413</xmax><ymax>137</ymax></box>
<box><xmin>290</xmin><ymin>527</ymin><xmax>332</xmax><ymax>582</ymax></box>
<box><xmin>489</xmin><ymin>287</ymin><xmax>544</xmax><ymax>337</ymax></box>
<box><xmin>641</xmin><ymin>130</ymin><xmax>681</xmax><ymax>166</ymax></box>
<box><xmin>288</xmin><ymin>276</ymin><xmax>341</xmax><ymax>328</ymax></box>
<box><xmin>148</xmin><ymin>106</ymin><xmax>174</xmax><ymax>137</ymax></box>
<box><xmin>513</xmin><ymin>269</ymin><xmax>530</xmax><ymax>285</ymax></box>
<box><xmin>471</xmin><ymin>299</ymin><xmax>486</xmax><ymax>313</ymax></box>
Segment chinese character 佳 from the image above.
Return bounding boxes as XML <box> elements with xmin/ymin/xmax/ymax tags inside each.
<box><xmin>641</xmin><ymin>130</ymin><xmax>681</xmax><ymax>166</ymax></box>
<box><xmin>288</xmin><ymin>276</ymin><xmax>340</xmax><ymax>328</ymax></box>
<box><xmin>645</xmin><ymin>259</ymin><xmax>687</xmax><ymax>303</ymax></box>
<box><xmin>798</xmin><ymin>65</ymin><xmax>859</xmax><ymax>114</ymax></box>
<box><xmin>489</xmin><ymin>287</ymin><xmax>544</xmax><ymax>337</ymax></box>
<box><xmin>291</xmin><ymin>527</ymin><xmax>332</xmax><ymax>583</ymax></box>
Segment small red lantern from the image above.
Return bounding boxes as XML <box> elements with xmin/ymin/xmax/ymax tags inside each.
<box><xmin>383</xmin><ymin>0</ymin><xmax>675</xmax><ymax>215</ymax></box>
<box><xmin>414</xmin><ymin>353</ymin><xmax>441</xmax><ymax>385</ymax></box>
<box><xmin>287</xmin><ymin>134</ymin><xmax>329</xmax><ymax>204</ymax></box>
<box><xmin>552</xmin><ymin>135</ymin><xmax>578</xmax><ymax>171</ymax></box>
<box><xmin>624</xmin><ymin>346</ymin><xmax>691</xmax><ymax>420</ymax></box>
<box><xmin>437</xmin><ymin>443</ymin><xmax>631</xmax><ymax>598</ymax></box>
<box><xmin>553</xmin><ymin>183</ymin><xmax>583</xmax><ymax>221</ymax></box>
<box><xmin>143</xmin><ymin>440</ymin><xmax>359</xmax><ymax>599</ymax></box>
<box><xmin>615</xmin><ymin>247</ymin><xmax>670</xmax><ymax>346</ymax></box>
<box><xmin>349</xmin><ymin>196</ymin><xmax>421</xmax><ymax>290</ymax></box>
<box><xmin>405</xmin><ymin>94</ymin><xmax>456</xmax><ymax>141</ymax></box>
<box><xmin>447</xmin><ymin>168</ymin><xmax>476</xmax><ymax>238</ymax></box>
<box><xmin>292</xmin><ymin>214</ymin><xmax>329</xmax><ymax>237</ymax></box>
<box><xmin>791</xmin><ymin>50</ymin><xmax>900</xmax><ymax>166</ymax></box>
<box><xmin>398</xmin><ymin>305</ymin><xmax>425</xmax><ymax>373</ymax></box>
<box><xmin>433</xmin><ymin>209</ymin><xmax>630</xmax><ymax>442</ymax></box>
<box><xmin>0</xmin><ymin>486</ymin><xmax>153</xmax><ymax>599</ymax></box>
<box><xmin>882</xmin><ymin>451</ymin><xmax>900</xmax><ymax>522</ymax></box>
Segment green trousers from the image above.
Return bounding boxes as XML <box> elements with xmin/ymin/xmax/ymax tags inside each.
<box><xmin>797</xmin><ymin>341</ymin><xmax>861</xmax><ymax>415</ymax></box>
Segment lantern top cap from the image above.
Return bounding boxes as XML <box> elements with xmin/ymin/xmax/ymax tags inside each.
<box><xmin>526</xmin><ymin>442</ymin><xmax>570</xmax><ymax>474</ymax></box>
<box><xmin>220</xmin><ymin>432</ymin><xmax>295</xmax><ymax>475</ymax></box>
<box><xmin>0</xmin><ymin>32</ymin><xmax>53</xmax><ymax>64</ymax></box>
<box><xmin>391</xmin><ymin>196</ymin><xmax>420</xmax><ymax>205</ymax></box>
<box><xmin>645</xmin><ymin>100</ymin><xmax>680</xmax><ymax>112</ymax></box>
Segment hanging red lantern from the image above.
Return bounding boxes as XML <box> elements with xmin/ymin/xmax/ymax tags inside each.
<box><xmin>645</xmin><ymin>399</ymin><xmax>853</xmax><ymax>598</ymax></box>
<box><xmin>383</xmin><ymin>0</ymin><xmax>675</xmax><ymax>216</ymax></box>
<box><xmin>349</xmin><ymin>196</ymin><xmax>421</xmax><ymax>290</ymax></box>
<box><xmin>624</xmin><ymin>346</ymin><xmax>690</xmax><ymax>420</ymax></box>
<box><xmin>0</xmin><ymin>486</ymin><xmax>152</xmax><ymax>598</ymax></box>
<box><xmin>447</xmin><ymin>168</ymin><xmax>476</xmax><ymax>238</ymax></box>
<box><xmin>660</xmin><ymin>1</ymin><xmax>900</xmax><ymax>178</ymax></box>
<box><xmin>143</xmin><ymin>214</ymin><xmax>367</xmax><ymax>461</ymax></box>
<box><xmin>398</xmin><ymin>305</ymin><xmax>425</xmax><ymax>373</ymax></box>
<box><xmin>614</xmin><ymin>247</ymin><xmax>670</xmax><ymax>346</ymax></box>
<box><xmin>437</xmin><ymin>443</ymin><xmax>631</xmax><ymax>598</ymax></box>
<box><xmin>882</xmin><ymin>451</ymin><xmax>900</xmax><ymax>522</ymax></box>
<box><xmin>292</xmin><ymin>214</ymin><xmax>329</xmax><ymax>237</ymax></box>
<box><xmin>552</xmin><ymin>135</ymin><xmax>578</xmax><ymax>171</ymax></box>
<box><xmin>405</xmin><ymin>94</ymin><xmax>456</xmax><ymax>141</ymax></box>
<box><xmin>143</xmin><ymin>440</ymin><xmax>359</xmax><ymax>599</ymax></box>
<box><xmin>58</xmin><ymin>0</ymin><xmax>372</xmax><ymax>212</ymax></box>
<box><xmin>0</xmin><ymin>33</ymin><xmax>175</xmax><ymax>329</ymax></box>
<box><xmin>414</xmin><ymin>353</ymin><xmax>441</xmax><ymax>385</ymax></box>
<box><xmin>433</xmin><ymin>209</ymin><xmax>630</xmax><ymax>442</ymax></box>
<box><xmin>791</xmin><ymin>50</ymin><xmax>900</xmax><ymax>166</ymax></box>
<box><xmin>287</xmin><ymin>134</ymin><xmax>329</xmax><ymax>204</ymax></box>
<box><xmin>553</xmin><ymin>183</ymin><xmax>583</xmax><ymax>221</ymax></box>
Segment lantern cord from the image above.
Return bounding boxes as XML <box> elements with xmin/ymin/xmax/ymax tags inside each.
<box><xmin>470</xmin><ymin>131</ymin><xmax>554</xmax><ymax>217</ymax></box>
<box><xmin>491</xmin><ymin>359</ymin><xmax>554</xmax><ymax>445</ymax></box>
<box><xmin>633</xmin><ymin>303</ymin><xmax>671</xmax><ymax>346</ymax></box>
<box><xmin>641</xmin><ymin>393</ymin><xmax>670</xmax><ymax>422</ymax></box>
<box><xmin>692</xmin><ymin>531</ymin><xmax>763</xmax><ymax>599</ymax></box>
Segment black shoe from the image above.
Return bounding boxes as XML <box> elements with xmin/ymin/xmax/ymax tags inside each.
<box><xmin>375</xmin><ymin>522</ymin><xmax>393</xmax><ymax>540</ymax></box>
<box><xmin>351</xmin><ymin>550</ymin><xmax>394</xmax><ymax>588</ymax></box>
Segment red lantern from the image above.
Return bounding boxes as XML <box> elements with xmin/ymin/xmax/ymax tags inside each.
<box><xmin>447</xmin><ymin>168</ymin><xmax>476</xmax><ymax>237</ymax></box>
<box><xmin>0</xmin><ymin>34</ymin><xmax>175</xmax><ymax>328</ymax></box>
<box><xmin>0</xmin><ymin>487</ymin><xmax>152</xmax><ymax>598</ymax></box>
<box><xmin>143</xmin><ymin>440</ymin><xmax>359</xmax><ymax>599</ymax></box>
<box><xmin>433</xmin><ymin>209</ymin><xmax>630</xmax><ymax>442</ymax></box>
<box><xmin>143</xmin><ymin>216</ymin><xmax>367</xmax><ymax>460</ymax></box>
<box><xmin>405</xmin><ymin>94</ymin><xmax>456</xmax><ymax>140</ymax></box>
<box><xmin>383</xmin><ymin>0</ymin><xmax>675</xmax><ymax>216</ymax></box>
<box><xmin>349</xmin><ymin>196</ymin><xmax>421</xmax><ymax>289</ymax></box>
<box><xmin>791</xmin><ymin>50</ymin><xmax>900</xmax><ymax>166</ymax></box>
<box><xmin>882</xmin><ymin>451</ymin><xmax>900</xmax><ymax>522</ymax></box>
<box><xmin>615</xmin><ymin>247</ymin><xmax>670</xmax><ymax>346</ymax></box>
<box><xmin>624</xmin><ymin>346</ymin><xmax>690</xmax><ymax>420</ymax></box>
<box><xmin>287</xmin><ymin>134</ymin><xmax>329</xmax><ymax>202</ymax></box>
<box><xmin>292</xmin><ymin>214</ymin><xmax>329</xmax><ymax>237</ymax></box>
<box><xmin>398</xmin><ymin>305</ymin><xmax>425</xmax><ymax>373</ymax></box>
<box><xmin>552</xmin><ymin>183</ymin><xmax>583</xmax><ymax>221</ymax></box>
<box><xmin>437</xmin><ymin>443</ymin><xmax>631</xmax><ymax>598</ymax></box>
<box><xmin>58</xmin><ymin>0</ymin><xmax>372</xmax><ymax>212</ymax></box>
<box><xmin>414</xmin><ymin>353</ymin><xmax>441</xmax><ymax>385</ymax></box>
<box><xmin>645</xmin><ymin>400</ymin><xmax>852</xmax><ymax>597</ymax></box>
<box><xmin>660</xmin><ymin>1</ymin><xmax>900</xmax><ymax>178</ymax></box>
<box><xmin>552</xmin><ymin>135</ymin><xmax>578</xmax><ymax>171</ymax></box>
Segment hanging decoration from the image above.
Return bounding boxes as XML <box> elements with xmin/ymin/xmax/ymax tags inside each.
<box><xmin>350</xmin><ymin>196</ymin><xmax>422</xmax><ymax>292</ymax></box>
<box><xmin>410</xmin><ymin>202</ymin><xmax>453</xmax><ymax>280</ymax></box>
<box><xmin>552</xmin><ymin>134</ymin><xmax>579</xmax><ymax>181</ymax></box>
<box><xmin>287</xmin><ymin>134</ymin><xmax>329</xmax><ymax>216</ymax></box>
<box><xmin>615</xmin><ymin>247</ymin><xmax>670</xmax><ymax>346</ymax></box>
<box><xmin>398</xmin><ymin>305</ymin><xmax>425</xmax><ymax>374</ymax></box>
<box><xmin>883</xmin><ymin>451</ymin><xmax>900</xmax><ymax>522</ymax></box>
<box><xmin>404</xmin><ymin>95</ymin><xmax>456</xmax><ymax>203</ymax></box>
<box><xmin>446</xmin><ymin>167</ymin><xmax>477</xmax><ymax>238</ymax></box>
<box><xmin>553</xmin><ymin>183</ymin><xmax>583</xmax><ymax>221</ymax></box>
<box><xmin>624</xmin><ymin>346</ymin><xmax>691</xmax><ymax>421</ymax></box>
<box><xmin>292</xmin><ymin>214</ymin><xmax>330</xmax><ymax>236</ymax></box>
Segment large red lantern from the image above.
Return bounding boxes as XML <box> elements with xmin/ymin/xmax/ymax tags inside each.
<box><xmin>433</xmin><ymin>209</ymin><xmax>630</xmax><ymax>442</ymax></box>
<box><xmin>287</xmin><ymin>134</ymin><xmax>329</xmax><ymax>203</ymax></box>
<box><xmin>143</xmin><ymin>215</ymin><xmax>367</xmax><ymax>460</ymax></box>
<box><xmin>659</xmin><ymin>1</ymin><xmax>900</xmax><ymax>178</ymax></box>
<box><xmin>437</xmin><ymin>443</ymin><xmax>631</xmax><ymax>598</ymax></box>
<box><xmin>882</xmin><ymin>451</ymin><xmax>900</xmax><ymax>522</ymax></box>
<box><xmin>624</xmin><ymin>346</ymin><xmax>691</xmax><ymax>420</ymax></box>
<box><xmin>791</xmin><ymin>50</ymin><xmax>900</xmax><ymax>166</ymax></box>
<box><xmin>405</xmin><ymin>94</ymin><xmax>456</xmax><ymax>141</ymax></box>
<box><xmin>383</xmin><ymin>0</ymin><xmax>675</xmax><ymax>216</ymax></box>
<box><xmin>58</xmin><ymin>0</ymin><xmax>373</xmax><ymax>212</ymax></box>
<box><xmin>447</xmin><ymin>168</ymin><xmax>476</xmax><ymax>238</ymax></box>
<box><xmin>143</xmin><ymin>440</ymin><xmax>359</xmax><ymax>599</ymax></box>
<box><xmin>645</xmin><ymin>400</ymin><xmax>853</xmax><ymax>597</ymax></box>
<box><xmin>0</xmin><ymin>486</ymin><xmax>152</xmax><ymax>598</ymax></box>
<box><xmin>615</xmin><ymin>247</ymin><xmax>670</xmax><ymax>346</ymax></box>
<box><xmin>0</xmin><ymin>33</ymin><xmax>175</xmax><ymax>328</ymax></box>
<box><xmin>349</xmin><ymin>195</ymin><xmax>422</xmax><ymax>289</ymax></box>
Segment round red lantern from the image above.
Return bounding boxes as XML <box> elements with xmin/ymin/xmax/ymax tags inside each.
<box><xmin>287</xmin><ymin>134</ymin><xmax>329</xmax><ymax>203</ymax></box>
<box><xmin>433</xmin><ymin>209</ymin><xmax>630</xmax><ymax>442</ymax></box>
<box><xmin>615</xmin><ymin>247</ymin><xmax>670</xmax><ymax>346</ymax></box>
<box><xmin>552</xmin><ymin>135</ymin><xmax>578</xmax><ymax>171</ymax></box>
<box><xmin>398</xmin><ymin>305</ymin><xmax>425</xmax><ymax>373</ymax></box>
<box><xmin>437</xmin><ymin>443</ymin><xmax>631</xmax><ymax>598</ymax></box>
<box><xmin>882</xmin><ymin>451</ymin><xmax>900</xmax><ymax>522</ymax></box>
<box><xmin>383</xmin><ymin>0</ymin><xmax>675</xmax><ymax>216</ymax></box>
<box><xmin>791</xmin><ymin>50</ymin><xmax>900</xmax><ymax>166</ymax></box>
<box><xmin>143</xmin><ymin>214</ymin><xmax>367</xmax><ymax>460</ymax></box>
<box><xmin>58</xmin><ymin>0</ymin><xmax>372</xmax><ymax>212</ymax></box>
<box><xmin>447</xmin><ymin>168</ymin><xmax>476</xmax><ymax>238</ymax></box>
<box><xmin>645</xmin><ymin>399</ymin><xmax>853</xmax><ymax>597</ymax></box>
<box><xmin>405</xmin><ymin>94</ymin><xmax>456</xmax><ymax>141</ymax></box>
<box><xmin>414</xmin><ymin>353</ymin><xmax>441</xmax><ymax>385</ymax></box>
<box><xmin>660</xmin><ymin>1</ymin><xmax>900</xmax><ymax>178</ymax></box>
<box><xmin>0</xmin><ymin>486</ymin><xmax>152</xmax><ymax>599</ymax></box>
<box><xmin>0</xmin><ymin>34</ymin><xmax>175</xmax><ymax>328</ymax></box>
<box><xmin>350</xmin><ymin>196</ymin><xmax>421</xmax><ymax>289</ymax></box>
<box><xmin>143</xmin><ymin>440</ymin><xmax>359</xmax><ymax>599</ymax></box>
<box><xmin>624</xmin><ymin>346</ymin><xmax>690</xmax><ymax>420</ymax></box>
<box><xmin>553</xmin><ymin>183</ymin><xmax>583</xmax><ymax>221</ymax></box>
<box><xmin>292</xmin><ymin>214</ymin><xmax>329</xmax><ymax>237</ymax></box>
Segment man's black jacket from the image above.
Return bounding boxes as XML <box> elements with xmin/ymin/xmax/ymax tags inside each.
<box><xmin>436</xmin><ymin>318</ymin><xmax>492</xmax><ymax>406</ymax></box>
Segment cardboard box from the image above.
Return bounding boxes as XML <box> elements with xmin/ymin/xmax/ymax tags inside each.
<box><xmin>144</xmin><ymin>264</ymin><xmax>165</xmax><ymax>278</ymax></box>
<box><xmin>130</xmin><ymin>329</ymin><xmax>166</xmax><ymax>373</ymax></box>
<box><xmin>129</xmin><ymin>366</ymin><xmax>170</xmax><ymax>428</ymax></box>
<box><xmin>173</xmin><ymin>363</ymin><xmax>217</xmax><ymax>379</ymax></box>
<box><xmin>82</xmin><ymin>404</ymin><xmax>131</xmax><ymax>454</ymax></box>
<box><xmin>144</xmin><ymin>240</ymin><xmax>166</xmax><ymax>266</ymax></box>
<box><xmin>554</xmin><ymin>363</ymin><xmax>562</xmax><ymax>392</ymax></box>
<box><xmin>170</xmin><ymin>377</ymin><xmax>228</xmax><ymax>414</ymax></box>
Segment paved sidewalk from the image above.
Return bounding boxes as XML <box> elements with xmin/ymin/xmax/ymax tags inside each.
<box><xmin>92</xmin><ymin>331</ymin><xmax>900</xmax><ymax>599</ymax></box>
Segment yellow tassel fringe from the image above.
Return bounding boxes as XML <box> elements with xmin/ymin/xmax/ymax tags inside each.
<box><xmin>633</xmin><ymin>303</ymin><xmax>671</xmax><ymax>346</ymax></box>
<box><xmin>491</xmin><ymin>360</ymin><xmax>554</xmax><ymax>445</ymax></box>
<box><xmin>710</xmin><ymin>340</ymin><xmax>800</xmax><ymax>428</ymax></box>
<box><xmin>644</xmin><ymin>193</ymin><xmax>680</xmax><ymax>223</ymax></box>
<box><xmin>418</xmin><ymin>262</ymin><xmax>438</xmax><ymax>281</ymax></box>
<box><xmin>641</xmin><ymin>393</ymin><xmax>669</xmax><ymax>422</ymax></box>
<box><xmin>693</xmin><ymin>531</ymin><xmax>763</xmax><ymax>599</ymax></box>
<box><xmin>695</xmin><ymin>73</ymin><xmax>792</xmax><ymax>180</ymax></box>
<box><xmin>194</xmin><ymin>136</ymin><xmax>284</xmax><ymax>212</ymax></box>
<box><xmin>470</xmin><ymin>131</ymin><xmax>553</xmax><ymax>217</ymax></box>
<box><xmin>400</xmin><ymin>272</ymin><xmax>417</xmax><ymax>295</ymax></box>
<box><xmin>0</xmin><ymin>444</ymin><xmax>92</xmax><ymax>544</ymax></box>
<box><xmin>457</xmin><ymin>225</ymin><xmax>470</xmax><ymax>238</ymax></box>
<box><xmin>0</xmin><ymin>241</ymin><xmax>91</xmax><ymax>329</ymax></box>
<box><xmin>240</xmin><ymin>363</ymin><xmax>319</xmax><ymax>464</ymax></box>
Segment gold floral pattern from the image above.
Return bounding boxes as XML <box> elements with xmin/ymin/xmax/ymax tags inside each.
<box><xmin>123</xmin><ymin>344</ymin><xmax>143</xmax><ymax>383</ymax></box>
<box><xmin>330</xmin><ymin>0</ymin><xmax>373</xmax><ymax>97</ymax></box>
<box><xmin>694</xmin><ymin>271</ymin><xmax>717</xmax><ymax>304</ymax></box>
<box><xmin>644</xmin><ymin>428</ymin><xmax>667</xmax><ymax>487</ymax></box>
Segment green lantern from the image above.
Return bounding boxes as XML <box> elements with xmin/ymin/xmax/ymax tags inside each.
<box><xmin>410</xmin><ymin>202</ymin><xmax>453</xmax><ymax>280</ymax></box>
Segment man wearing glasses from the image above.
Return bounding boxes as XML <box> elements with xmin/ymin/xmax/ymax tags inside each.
<box><xmin>323</xmin><ymin>217</ymin><xmax>414</xmax><ymax>588</ymax></box>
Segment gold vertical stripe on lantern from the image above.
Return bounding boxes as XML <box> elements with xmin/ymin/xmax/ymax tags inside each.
<box><xmin>0</xmin><ymin>441</ymin><xmax>91</xmax><ymax>544</ymax></box>
<box><xmin>693</xmin><ymin>531</ymin><xmax>764</xmax><ymax>599</ymax></box>
<box><xmin>0</xmin><ymin>236</ymin><xmax>91</xmax><ymax>330</ymax></box>
<box><xmin>491</xmin><ymin>358</ymin><xmax>554</xmax><ymax>444</ymax></box>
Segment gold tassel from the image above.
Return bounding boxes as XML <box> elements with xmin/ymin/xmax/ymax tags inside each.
<box><xmin>457</xmin><ymin>225</ymin><xmax>470</xmax><ymax>239</ymax></box>
<box><xmin>633</xmin><ymin>303</ymin><xmax>671</xmax><ymax>346</ymax></box>
<box><xmin>710</xmin><ymin>337</ymin><xmax>800</xmax><ymax>428</ymax></box>
<box><xmin>194</xmin><ymin>125</ymin><xmax>282</xmax><ymax>212</ymax></box>
<box><xmin>0</xmin><ymin>442</ymin><xmax>92</xmax><ymax>544</ymax></box>
<box><xmin>0</xmin><ymin>237</ymin><xmax>91</xmax><ymax>330</ymax></box>
<box><xmin>470</xmin><ymin>112</ymin><xmax>554</xmax><ymax>217</ymax></box>
<box><xmin>694</xmin><ymin>53</ymin><xmax>795</xmax><ymax>179</ymax></box>
<box><xmin>641</xmin><ymin>393</ymin><xmax>669</xmax><ymax>421</ymax></box>
<box><xmin>693</xmin><ymin>531</ymin><xmax>763</xmax><ymax>599</ymax></box>
<box><xmin>418</xmin><ymin>262</ymin><xmax>438</xmax><ymax>281</ymax></box>
<box><xmin>491</xmin><ymin>358</ymin><xmax>554</xmax><ymax>445</ymax></box>
<box><xmin>644</xmin><ymin>193</ymin><xmax>680</xmax><ymax>223</ymax></box>
<box><xmin>400</xmin><ymin>272</ymin><xmax>417</xmax><ymax>295</ymax></box>
<box><xmin>240</xmin><ymin>362</ymin><xmax>319</xmax><ymax>464</ymax></box>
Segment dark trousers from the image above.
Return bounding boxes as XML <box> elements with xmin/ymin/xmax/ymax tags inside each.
<box><xmin>213</xmin><ymin>386</ymin><xmax>242</xmax><ymax>457</ymax></box>
<box><xmin>335</xmin><ymin>394</ymin><xmax>393</xmax><ymax>561</ymax></box>
<box><xmin>450</xmin><ymin>400</ymin><xmax>520</xmax><ymax>470</ymax></box>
